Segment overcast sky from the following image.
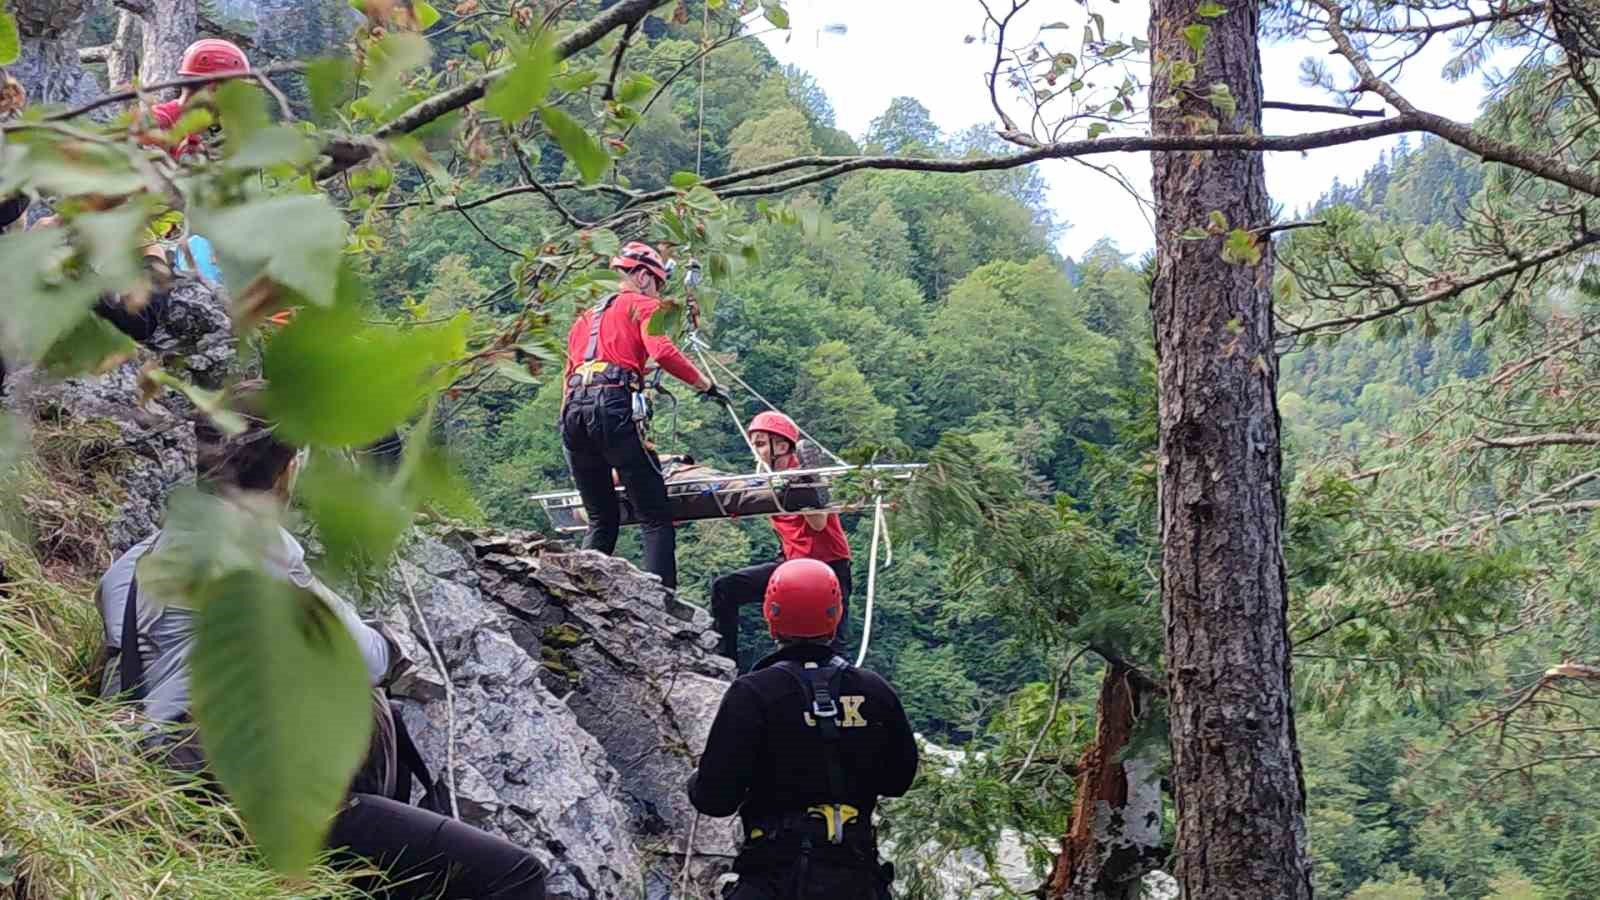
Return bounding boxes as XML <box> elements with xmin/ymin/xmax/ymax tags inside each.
<box><xmin>759</xmin><ymin>0</ymin><xmax>1508</xmax><ymax>260</ymax></box>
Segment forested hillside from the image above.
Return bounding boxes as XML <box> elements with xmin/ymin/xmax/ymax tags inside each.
<box><xmin>3</xmin><ymin>0</ymin><xmax>1599</xmax><ymax>899</ymax></box>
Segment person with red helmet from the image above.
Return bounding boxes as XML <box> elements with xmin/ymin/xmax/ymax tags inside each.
<box><xmin>144</xmin><ymin>38</ymin><xmax>251</xmax><ymax>160</ymax></box>
<box><xmin>689</xmin><ymin>559</ymin><xmax>918</xmax><ymax>899</ymax></box>
<box><xmin>711</xmin><ymin>410</ymin><xmax>852</xmax><ymax>670</ymax></box>
<box><xmin>561</xmin><ymin>241</ymin><xmax>728</xmax><ymax>588</ymax></box>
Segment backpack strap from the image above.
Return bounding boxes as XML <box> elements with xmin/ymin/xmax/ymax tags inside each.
<box><xmin>120</xmin><ymin>571</ymin><xmax>148</xmax><ymax>703</ymax></box>
<box><xmin>578</xmin><ymin>293</ymin><xmax>619</xmax><ymax>384</ymax></box>
<box><xmin>775</xmin><ymin>655</ymin><xmax>851</xmax><ymax>805</ymax></box>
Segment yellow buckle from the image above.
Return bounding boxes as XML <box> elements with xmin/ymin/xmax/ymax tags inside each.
<box><xmin>805</xmin><ymin>803</ymin><xmax>859</xmax><ymax>844</ymax></box>
<box><xmin>576</xmin><ymin>359</ymin><xmax>608</xmax><ymax>386</ymax></box>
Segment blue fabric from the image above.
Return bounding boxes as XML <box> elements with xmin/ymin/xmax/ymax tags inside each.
<box><xmin>174</xmin><ymin>234</ymin><xmax>222</xmax><ymax>282</ymax></box>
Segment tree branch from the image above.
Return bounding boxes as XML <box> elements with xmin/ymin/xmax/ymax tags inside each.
<box><xmin>1285</xmin><ymin>230</ymin><xmax>1600</xmax><ymax>335</ymax></box>
<box><xmin>1489</xmin><ymin>325</ymin><xmax>1600</xmax><ymax>386</ymax></box>
<box><xmin>1314</xmin><ymin>0</ymin><xmax>1600</xmax><ymax>198</ymax></box>
<box><xmin>1342</xmin><ymin>3</ymin><xmax>1546</xmax><ymax>36</ymax></box>
<box><xmin>1472</xmin><ymin>432</ymin><xmax>1600</xmax><ymax>450</ymax></box>
<box><xmin>979</xmin><ymin>0</ymin><xmax>1031</xmax><ymax>135</ymax></box>
<box><xmin>1262</xmin><ymin>100</ymin><xmax>1384</xmax><ymax>118</ymax></box>
<box><xmin>44</xmin><ymin>63</ymin><xmax>306</xmax><ymax>122</ymax></box>
<box><xmin>601</xmin><ymin>21</ymin><xmax>640</xmax><ymax>101</ymax></box>
<box><xmin>317</xmin><ymin>0</ymin><xmax>674</xmax><ymax>179</ymax></box>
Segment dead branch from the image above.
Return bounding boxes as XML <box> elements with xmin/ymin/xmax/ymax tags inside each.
<box><xmin>1262</xmin><ymin>100</ymin><xmax>1385</xmax><ymax>117</ymax></box>
<box><xmin>1286</xmin><ymin>230</ymin><xmax>1600</xmax><ymax>335</ymax></box>
<box><xmin>1472</xmin><ymin>432</ymin><xmax>1600</xmax><ymax>450</ymax></box>
<box><xmin>43</xmin><ymin>63</ymin><xmax>306</xmax><ymax>122</ymax></box>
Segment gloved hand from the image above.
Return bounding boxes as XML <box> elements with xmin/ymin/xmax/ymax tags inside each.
<box><xmin>700</xmin><ymin>382</ymin><xmax>731</xmax><ymax>405</ymax></box>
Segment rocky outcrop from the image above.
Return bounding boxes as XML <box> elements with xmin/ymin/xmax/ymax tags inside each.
<box><xmin>375</xmin><ymin>531</ymin><xmax>738</xmax><ymax>899</ymax></box>
<box><xmin>1</xmin><ymin>279</ymin><xmax>235</xmax><ymax>558</ymax></box>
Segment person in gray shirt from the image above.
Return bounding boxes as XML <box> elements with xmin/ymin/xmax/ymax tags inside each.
<box><xmin>95</xmin><ymin>380</ymin><xmax>547</xmax><ymax>900</ymax></box>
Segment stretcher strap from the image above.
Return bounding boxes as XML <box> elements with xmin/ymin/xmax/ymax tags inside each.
<box><xmin>854</xmin><ymin>492</ymin><xmax>892</xmax><ymax>668</ymax></box>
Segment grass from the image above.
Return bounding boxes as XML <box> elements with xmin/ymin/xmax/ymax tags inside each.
<box><xmin>0</xmin><ymin>416</ymin><xmax>364</xmax><ymax>899</ymax></box>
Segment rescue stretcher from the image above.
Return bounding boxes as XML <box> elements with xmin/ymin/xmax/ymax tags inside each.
<box><xmin>528</xmin><ymin>456</ymin><xmax>924</xmax><ymax>534</ymax></box>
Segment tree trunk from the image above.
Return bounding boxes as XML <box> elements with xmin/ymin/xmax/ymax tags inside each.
<box><xmin>1147</xmin><ymin>0</ymin><xmax>1314</xmax><ymax>897</ymax></box>
<box><xmin>1046</xmin><ymin>662</ymin><xmax>1163</xmax><ymax>900</ymax></box>
<box><xmin>108</xmin><ymin>10</ymin><xmax>142</xmax><ymax>92</ymax></box>
<box><xmin>138</xmin><ymin>0</ymin><xmax>199</xmax><ymax>96</ymax></box>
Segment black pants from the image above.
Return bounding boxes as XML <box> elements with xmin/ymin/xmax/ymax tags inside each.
<box><xmin>561</xmin><ymin>387</ymin><xmax>677</xmax><ymax>588</ymax></box>
<box><xmin>725</xmin><ymin>860</ymin><xmax>888</xmax><ymax>899</ymax></box>
<box><xmin>327</xmin><ymin>793</ymin><xmax>547</xmax><ymax>899</ymax></box>
<box><xmin>712</xmin><ymin>558</ymin><xmax>852</xmax><ymax>665</ymax></box>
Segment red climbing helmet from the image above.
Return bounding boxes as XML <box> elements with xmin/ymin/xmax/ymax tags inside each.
<box><xmin>610</xmin><ymin>241</ymin><xmax>669</xmax><ymax>285</ymax></box>
<box><xmin>178</xmin><ymin>39</ymin><xmax>250</xmax><ymax>77</ymax></box>
<box><xmin>763</xmin><ymin>558</ymin><xmax>843</xmax><ymax>641</ymax></box>
<box><xmin>748</xmin><ymin>411</ymin><xmax>800</xmax><ymax>446</ymax></box>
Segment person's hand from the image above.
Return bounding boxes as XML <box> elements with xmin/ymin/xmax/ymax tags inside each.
<box><xmin>700</xmin><ymin>382</ymin><xmax>731</xmax><ymax>405</ymax></box>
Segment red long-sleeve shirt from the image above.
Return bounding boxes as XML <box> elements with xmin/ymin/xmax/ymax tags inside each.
<box><xmin>563</xmin><ymin>291</ymin><xmax>705</xmax><ymax>386</ymax></box>
<box><xmin>148</xmin><ymin>100</ymin><xmax>204</xmax><ymax>160</ymax></box>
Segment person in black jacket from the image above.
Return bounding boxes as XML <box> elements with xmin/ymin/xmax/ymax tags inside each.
<box><xmin>689</xmin><ymin>559</ymin><xmax>919</xmax><ymax>899</ymax></box>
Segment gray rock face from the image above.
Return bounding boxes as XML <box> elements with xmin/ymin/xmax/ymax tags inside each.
<box><xmin>2</xmin><ymin>278</ymin><xmax>235</xmax><ymax>556</ymax></box>
<box><xmin>376</xmin><ymin>532</ymin><xmax>741</xmax><ymax>899</ymax></box>
<box><xmin>468</xmin><ymin>541</ymin><xmax>740</xmax><ymax>896</ymax></box>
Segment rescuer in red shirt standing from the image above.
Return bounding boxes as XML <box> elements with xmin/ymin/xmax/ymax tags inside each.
<box><xmin>145</xmin><ymin>39</ymin><xmax>251</xmax><ymax>161</ymax></box>
<box><xmin>561</xmin><ymin>242</ymin><xmax>728</xmax><ymax>588</ymax></box>
<box><xmin>712</xmin><ymin>411</ymin><xmax>853</xmax><ymax>670</ymax></box>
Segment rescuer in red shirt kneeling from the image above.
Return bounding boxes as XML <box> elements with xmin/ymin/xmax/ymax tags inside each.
<box><xmin>712</xmin><ymin>411</ymin><xmax>853</xmax><ymax>671</ymax></box>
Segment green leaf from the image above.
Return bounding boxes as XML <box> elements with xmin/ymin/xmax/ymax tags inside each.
<box><xmin>193</xmin><ymin>195</ymin><xmax>347</xmax><ymax>306</ymax></box>
<box><xmin>1221</xmin><ymin>227</ymin><xmax>1262</xmax><ymax>265</ymax></box>
<box><xmin>670</xmin><ymin>171</ymin><xmax>702</xmax><ymax>189</ymax></box>
<box><xmin>553</xmin><ymin>69</ymin><xmax>600</xmax><ymax>93</ymax></box>
<box><xmin>0</xmin><ymin>229</ymin><xmax>104</xmax><ymax>365</ymax></box>
<box><xmin>1208</xmin><ymin>210</ymin><xmax>1230</xmax><ymax>232</ymax></box>
<box><xmin>189</xmin><ymin>571</ymin><xmax>374</xmax><ymax>877</ymax></box>
<box><xmin>1179</xmin><ymin>227</ymin><xmax>1211</xmax><ymax>241</ymax></box>
<box><xmin>588</xmin><ymin>228</ymin><xmax>620</xmax><ymax>258</ymax></box>
<box><xmin>539</xmin><ymin>106</ymin><xmax>610</xmax><ymax>184</ymax></box>
<box><xmin>1041</xmin><ymin>21</ymin><xmax>1071</xmax><ymax>29</ymax></box>
<box><xmin>39</xmin><ymin>314</ymin><xmax>138</xmax><ymax>377</ymax></box>
<box><xmin>226</xmin><ymin>125</ymin><xmax>318</xmax><ymax>169</ymax></box>
<box><xmin>296</xmin><ymin>451</ymin><xmax>413</xmax><ymax>572</ymax></box>
<box><xmin>614</xmin><ymin>73</ymin><xmax>657</xmax><ymax>105</ymax></box>
<box><xmin>1207</xmin><ymin>82</ymin><xmax>1237</xmax><ymax>118</ymax></box>
<box><xmin>306</xmin><ymin>57</ymin><xmax>355</xmax><ymax>122</ymax></box>
<box><xmin>144</xmin><ymin>370</ymin><xmax>248</xmax><ymax>435</ymax></box>
<box><xmin>762</xmin><ymin>0</ymin><xmax>790</xmax><ymax>29</ymax></box>
<box><xmin>1169</xmin><ymin>59</ymin><xmax>1197</xmax><ymax>87</ymax></box>
<box><xmin>413</xmin><ymin>0</ymin><xmax>442</xmax><ymax>29</ymax></box>
<box><xmin>483</xmin><ymin>32</ymin><xmax>555</xmax><ymax>123</ymax></box>
<box><xmin>214</xmin><ymin>81</ymin><xmax>269</xmax><ymax>154</ymax></box>
<box><xmin>1183</xmin><ymin>23</ymin><xmax>1212</xmax><ymax>54</ymax></box>
<box><xmin>1196</xmin><ymin>0</ymin><xmax>1227</xmax><ymax>16</ymax></box>
<box><xmin>262</xmin><ymin>279</ymin><xmax>467</xmax><ymax>447</ymax></box>
<box><xmin>493</xmin><ymin>356</ymin><xmax>541</xmax><ymax>384</ymax></box>
<box><xmin>645</xmin><ymin>300</ymin><xmax>684</xmax><ymax>337</ymax></box>
<box><xmin>0</xmin><ymin>12</ymin><xmax>19</xmax><ymax>66</ymax></box>
<box><xmin>1087</xmin><ymin>122</ymin><xmax>1109</xmax><ymax>139</ymax></box>
<box><xmin>366</xmin><ymin>32</ymin><xmax>432</xmax><ymax>111</ymax></box>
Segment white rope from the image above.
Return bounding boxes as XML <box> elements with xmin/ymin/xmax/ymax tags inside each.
<box><xmin>399</xmin><ymin>563</ymin><xmax>460</xmax><ymax>819</ymax></box>
<box><xmin>854</xmin><ymin>493</ymin><xmax>892</xmax><ymax>668</ymax></box>
<box><xmin>688</xmin><ymin>334</ymin><xmax>850</xmax><ymax>467</ymax></box>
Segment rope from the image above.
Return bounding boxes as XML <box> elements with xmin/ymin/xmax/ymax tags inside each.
<box><xmin>854</xmin><ymin>492</ymin><xmax>892</xmax><ymax>668</ymax></box>
<box><xmin>688</xmin><ymin>334</ymin><xmax>850</xmax><ymax>467</ymax></box>
<box><xmin>695</xmin><ymin>1</ymin><xmax>708</xmax><ymax>177</ymax></box>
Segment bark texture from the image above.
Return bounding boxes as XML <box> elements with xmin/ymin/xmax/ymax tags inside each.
<box><xmin>108</xmin><ymin>11</ymin><xmax>142</xmax><ymax>92</ymax></box>
<box><xmin>138</xmin><ymin>0</ymin><xmax>199</xmax><ymax>96</ymax></box>
<box><xmin>1047</xmin><ymin>663</ymin><xmax>1162</xmax><ymax>900</ymax></box>
<box><xmin>1148</xmin><ymin>0</ymin><xmax>1314</xmax><ymax>897</ymax></box>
